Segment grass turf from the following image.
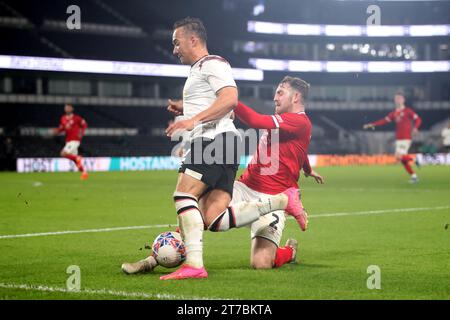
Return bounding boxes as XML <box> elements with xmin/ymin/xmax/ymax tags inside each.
<box><xmin>0</xmin><ymin>165</ymin><xmax>449</xmax><ymax>300</ymax></box>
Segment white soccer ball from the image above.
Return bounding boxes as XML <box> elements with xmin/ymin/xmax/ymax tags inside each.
<box><xmin>151</xmin><ymin>231</ymin><xmax>186</xmax><ymax>268</ymax></box>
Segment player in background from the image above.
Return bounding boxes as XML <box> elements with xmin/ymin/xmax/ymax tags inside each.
<box><xmin>159</xmin><ymin>17</ymin><xmax>303</xmax><ymax>280</ymax></box>
<box><xmin>441</xmin><ymin>121</ymin><xmax>450</xmax><ymax>153</ymax></box>
<box><xmin>54</xmin><ymin>103</ymin><xmax>88</xmax><ymax>180</ymax></box>
<box><xmin>363</xmin><ymin>92</ymin><xmax>422</xmax><ymax>183</ymax></box>
<box><xmin>122</xmin><ymin>76</ymin><xmax>322</xmax><ymax>274</ymax></box>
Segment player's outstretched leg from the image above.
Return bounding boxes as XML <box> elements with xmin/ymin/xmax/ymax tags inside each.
<box><xmin>208</xmin><ymin>195</ymin><xmax>287</xmax><ymax>232</ymax></box>
<box><xmin>274</xmin><ymin>238</ymin><xmax>298</xmax><ymax>268</ymax></box>
<box><xmin>208</xmin><ymin>189</ymin><xmax>306</xmax><ymax>232</ymax></box>
<box><xmin>122</xmin><ymin>255</ymin><xmax>158</xmax><ymax>274</ymax></box>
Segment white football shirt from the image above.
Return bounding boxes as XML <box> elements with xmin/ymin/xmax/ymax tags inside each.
<box><xmin>182</xmin><ymin>55</ymin><xmax>239</xmax><ymax>140</ymax></box>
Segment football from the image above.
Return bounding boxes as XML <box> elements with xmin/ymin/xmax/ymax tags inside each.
<box><xmin>151</xmin><ymin>231</ymin><xmax>186</xmax><ymax>268</ymax></box>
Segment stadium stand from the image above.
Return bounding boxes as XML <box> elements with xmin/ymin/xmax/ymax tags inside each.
<box><xmin>1</xmin><ymin>0</ymin><xmax>449</xmax><ymax>163</ymax></box>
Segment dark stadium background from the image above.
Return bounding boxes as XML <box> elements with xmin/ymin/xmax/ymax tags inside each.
<box><xmin>0</xmin><ymin>0</ymin><xmax>449</xmax><ymax>169</ymax></box>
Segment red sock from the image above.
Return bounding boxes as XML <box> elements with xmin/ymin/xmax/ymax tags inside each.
<box><xmin>274</xmin><ymin>246</ymin><xmax>293</xmax><ymax>268</ymax></box>
<box><xmin>77</xmin><ymin>159</ymin><xmax>85</xmax><ymax>172</ymax></box>
<box><xmin>401</xmin><ymin>156</ymin><xmax>414</xmax><ymax>175</ymax></box>
<box><xmin>64</xmin><ymin>154</ymin><xmax>84</xmax><ymax>171</ymax></box>
<box><xmin>402</xmin><ymin>155</ymin><xmax>413</xmax><ymax>162</ymax></box>
<box><xmin>64</xmin><ymin>154</ymin><xmax>77</xmax><ymax>162</ymax></box>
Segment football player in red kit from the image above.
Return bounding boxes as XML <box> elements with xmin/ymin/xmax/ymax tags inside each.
<box><xmin>54</xmin><ymin>104</ymin><xmax>88</xmax><ymax>180</ymax></box>
<box><xmin>363</xmin><ymin>92</ymin><xmax>422</xmax><ymax>183</ymax></box>
<box><xmin>227</xmin><ymin>76</ymin><xmax>323</xmax><ymax>269</ymax></box>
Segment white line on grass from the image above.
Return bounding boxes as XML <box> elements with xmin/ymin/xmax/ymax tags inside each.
<box><xmin>0</xmin><ymin>224</ymin><xmax>173</xmax><ymax>239</ymax></box>
<box><xmin>306</xmin><ymin>205</ymin><xmax>450</xmax><ymax>218</ymax></box>
<box><xmin>0</xmin><ymin>283</ymin><xmax>230</xmax><ymax>300</ymax></box>
<box><xmin>1</xmin><ymin>205</ymin><xmax>449</xmax><ymax>240</ymax></box>
<box><xmin>303</xmin><ymin>187</ymin><xmax>449</xmax><ymax>193</ymax></box>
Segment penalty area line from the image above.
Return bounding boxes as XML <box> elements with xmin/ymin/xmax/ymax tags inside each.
<box><xmin>0</xmin><ymin>282</ymin><xmax>231</xmax><ymax>300</ymax></box>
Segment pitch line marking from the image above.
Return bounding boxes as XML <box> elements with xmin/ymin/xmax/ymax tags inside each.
<box><xmin>305</xmin><ymin>205</ymin><xmax>450</xmax><ymax>218</ymax></box>
<box><xmin>0</xmin><ymin>283</ymin><xmax>231</xmax><ymax>300</ymax></box>
<box><xmin>1</xmin><ymin>205</ymin><xmax>449</xmax><ymax>240</ymax></box>
<box><xmin>0</xmin><ymin>224</ymin><xmax>172</xmax><ymax>239</ymax></box>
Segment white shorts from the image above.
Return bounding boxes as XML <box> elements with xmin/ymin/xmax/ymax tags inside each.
<box><xmin>395</xmin><ymin>139</ymin><xmax>411</xmax><ymax>156</ymax></box>
<box><xmin>62</xmin><ymin>141</ymin><xmax>80</xmax><ymax>155</ymax></box>
<box><xmin>230</xmin><ymin>181</ymin><xmax>286</xmax><ymax>246</ymax></box>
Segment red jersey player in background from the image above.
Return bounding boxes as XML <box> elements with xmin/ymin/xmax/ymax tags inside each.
<box><xmin>122</xmin><ymin>76</ymin><xmax>324</xmax><ymax>274</ymax></box>
<box><xmin>54</xmin><ymin>104</ymin><xmax>88</xmax><ymax>180</ymax></box>
<box><xmin>363</xmin><ymin>92</ymin><xmax>422</xmax><ymax>183</ymax></box>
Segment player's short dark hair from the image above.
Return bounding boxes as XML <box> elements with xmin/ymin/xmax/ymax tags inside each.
<box><xmin>173</xmin><ymin>17</ymin><xmax>207</xmax><ymax>44</ymax></box>
<box><xmin>280</xmin><ymin>76</ymin><xmax>310</xmax><ymax>104</ymax></box>
<box><xmin>395</xmin><ymin>91</ymin><xmax>405</xmax><ymax>97</ymax></box>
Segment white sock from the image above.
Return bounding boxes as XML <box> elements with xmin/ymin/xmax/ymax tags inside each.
<box><xmin>143</xmin><ymin>255</ymin><xmax>158</xmax><ymax>270</ymax></box>
<box><xmin>174</xmin><ymin>192</ymin><xmax>204</xmax><ymax>268</ymax></box>
<box><xmin>208</xmin><ymin>195</ymin><xmax>287</xmax><ymax>232</ymax></box>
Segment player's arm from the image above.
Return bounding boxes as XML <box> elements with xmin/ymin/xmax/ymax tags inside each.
<box><xmin>304</xmin><ymin>169</ymin><xmax>324</xmax><ymax>184</ymax></box>
<box><xmin>166</xmin><ymin>59</ymin><xmax>237</xmax><ymax>137</ymax></box>
<box><xmin>53</xmin><ymin>118</ymin><xmax>65</xmax><ymax>135</ymax></box>
<box><xmin>234</xmin><ymin>101</ymin><xmax>277</xmax><ymax>129</ymax></box>
<box><xmin>412</xmin><ymin>111</ymin><xmax>422</xmax><ymax>134</ymax></box>
<box><xmin>80</xmin><ymin>117</ymin><xmax>88</xmax><ymax>138</ymax></box>
<box><xmin>192</xmin><ymin>59</ymin><xmax>238</xmax><ymax>123</ymax></box>
<box><xmin>302</xmin><ymin>156</ymin><xmax>324</xmax><ymax>184</ymax></box>
<box><xmin>363</xmin><ymin>113</ymin><xmax>393</xmax><ymax>130</ymax></box>
<box><xmin>235</xmin><ymin>101</ymin><xmax>307</xmax><ymax>134</ymax></box>
<box><xmin>167</xmin><ymin>99</ymin><xmax>183</xmax><ymax>116</ymax></box>
<box><xmin>166</xmin><ymin>87</ymin><xmax>237</xmax><ymax>136</ymax></box>
<box><xmin>192</xmin><ymin>86</ymin><xmax>237</xmax><ymax>123</ymax></box>
<box><xmin>302</xmin><ymin>155</ymin><xmax>312</xmax><ymax>175</ymax></box>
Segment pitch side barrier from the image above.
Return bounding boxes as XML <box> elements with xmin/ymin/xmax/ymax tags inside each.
<box><xmin>15</xmin><ymin>153</ymin><xmax>450</xmax><ymax>173</ymax></box>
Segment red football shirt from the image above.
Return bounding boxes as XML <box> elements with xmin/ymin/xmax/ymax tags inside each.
<box><xmin>57</xmin><ymin>114</ymin><xmax>87</xmax><ymax>142</ymax></box>
<box><xmin>371</xmin><ymin>107</ymin><xmax>421</xmax><ymax>140</ymax></box>
<box><xmin>235</xmin><ymin>102</ymin><xmax>312</xmax><ymax>195</ymax></box>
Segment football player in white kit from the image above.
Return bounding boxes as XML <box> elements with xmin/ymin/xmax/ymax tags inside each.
<box><xmin>157</xmin><ymin>17</ymin><xmax>304</xmax><ymax>280</ymax></box>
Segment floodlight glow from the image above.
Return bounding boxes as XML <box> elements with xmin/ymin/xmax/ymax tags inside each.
<box><xmin>367</xmin><ymin>61</ymin><xmax>407</xmax><ymax>72</ymax></box>
<box><xmin>248</xmin><ymin>20</ymin><xmax>450</xmax><ymax>37</ymax></box>
<box><xmin>286</xmin><ymin>24</ymin><xmax>321</xmax><ymax>36</ymax></box>
<box><xmin>326</xmin><ymin>61</ymin><xmax>364</xmax><ymax>72</ymax></box>
<box><xmin>288</xmin><ymin>60</ymin><xmax>323</xmax><ymax>72</ymax></box>
<box><xmin>366</xmin><ymin>25</ymin><xmax>405</xmax><ymax>37</ymax></box>
<box><xmin>410</xmin><ymin>61</ymin><xmax>450</xmax><ymax>72</ymax></box>
<box><xmin>325</xmin><ymin>25</ymin><xmax>363</xmax><ymax>37</ymax></box>
<box><xmin>248</xmin><ymin>58</ymin><xmax>450</xmax><ymax>73</ymax></box>
<box><xmin>247</xmin><ymin>21</ymin><xmax>284</xmax><ymax>34</ymax></box>
<box><xmin>249</xmin><ymin>58</ymin><xmax>286</xmax><ymax>71</ymax></box>
<box><xmin>0</xmin><ymin>55</ymin><xmax>263</xmax><ymax>81</ymax></box>
<box><xmin>409</xmin><ymin>25</ymin><xmax>449</xmax><ymax>36</ymax></box>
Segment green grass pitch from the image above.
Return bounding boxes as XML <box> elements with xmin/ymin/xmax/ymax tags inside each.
<box><xmin>0</xmin><ymin>165</ymin><xmax>449</xmax><ymax>300</ymax></box>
